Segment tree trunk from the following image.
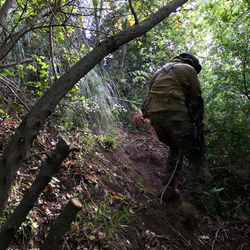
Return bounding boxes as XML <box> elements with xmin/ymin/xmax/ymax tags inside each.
<box><xmin>0</xmin><ymin>0</ymin><xmax>188</xmax><ymax>216</ymax></box>
<box><xmin>93</xmin><ymin>0</ymin><xmax>105</xmax><ymax>73</ymax></box>
<box><xmin>40</xmin><ymin>198</ymin><xmax>83</xmax><ymax>250</ymax></box>
<box><xmin>0</xmin><ymin>138</ymin><xmax>73</xmax><ymax>250</ymax></box>
<box><xmin>0</xmin><ymin>0</ymin><xmax>16</xmax><ymax>35</ymax></box>
<box><xmin>0</xmin><ymin>7</ymin><xmax>53</xmax><ymax>60</ymax></box>
<box><xmin>116</xmin><ymin>19</ymin><xmax>127</xmax><ymax>77</ymax></box>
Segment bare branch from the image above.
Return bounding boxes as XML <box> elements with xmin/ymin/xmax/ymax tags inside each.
<box><xmin>0</xmin><ymin>76</ymin><xmax>30</xmax><ymax>111</ymax></box>
<box><xmin>128</xmin><ymin>0</ymin><xmax>139</xmax><ymax>24</ymax></box>
<box><xmin>0</xmin><ymin>0</ymin><xmax>188</xmax><ymax>217</ymax></box>
<box><xmin>0</xmin><ymin>59</ymin><xmax>34</xmax><ymax>68</ymax></box>
<box><xmin>48</xmin><ymin>1</ymin><xmax>61</xmax><ymax>80</ymax></box>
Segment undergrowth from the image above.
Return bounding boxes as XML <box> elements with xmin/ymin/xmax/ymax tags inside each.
<box><xmin>66</xmin><ymin>191</ymin><xmax>137</xmax><ymax>249</ymax></box>
<box><xmin>1</xmin><ymin>63</ymin><xmax>250</xmax><ymax>249</ymax></box>
<box><xmin>203</xmin><ymin>160</ymin><xmax>250</xmax><ymax>218</ymax></box>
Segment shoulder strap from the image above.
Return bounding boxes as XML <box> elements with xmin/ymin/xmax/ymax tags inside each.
<box><xmin>162</xmin><ymin>63</ymin><xmax>190</xmax><ymax>104</ymax></box>
<box><xmin>162</xmin><ymin>63</ymin><xmax>180</xmax><ymax>85</ymax></box>
<box><xmin>162</xmin><ymin>63</ymin><xmax>173</xmax><ymax>73</ymax></box>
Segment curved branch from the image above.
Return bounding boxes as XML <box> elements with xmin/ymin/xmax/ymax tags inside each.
<box><xmin>0</xmin><ymin>7</ymin><xmax>53</xmax><ymax>60</ymax></box>
<box><xmin>0</xmin><ymin>59</ymin><xmax>34</xmax><ymax>68</ymax></box>
<box><xmin>0</xmin><ymin>0</ymin><xmax>188</xmax><ymax>217</ymax></box>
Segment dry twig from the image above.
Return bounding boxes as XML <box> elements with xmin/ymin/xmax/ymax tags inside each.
<box><xmin>157</xmin><ymin>208</ymin><xmax>192</xmax><ymax>248</ymax></box>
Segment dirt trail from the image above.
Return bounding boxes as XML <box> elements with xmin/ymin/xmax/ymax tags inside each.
<box><xmin>96</xmin><ymin>128</ymin><xmax>250</xmax><ymax>250</ymax></box>
<box><xmin>1</xmin><ymin>120</ymin><xmax>249</xmax><ymax>249</ymax></box>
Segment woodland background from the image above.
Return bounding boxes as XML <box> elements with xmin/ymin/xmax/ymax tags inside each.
<box><xmin>0</xmin><ymin>0</ymin><xmax>250</xmax><ymax>249</ymax></box>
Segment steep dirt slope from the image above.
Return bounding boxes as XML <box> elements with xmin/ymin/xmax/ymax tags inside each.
<box><xmin>0</xmin><ymin>119</ymin><xmax>249</xmax><ymax>250</ymax></box>
<box><xmin>97</xmin><ymin>128</ymin><xmax>250</xmax><ymax>250</ymax></box>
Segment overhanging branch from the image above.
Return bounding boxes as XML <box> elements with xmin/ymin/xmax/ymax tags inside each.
<box><xmin>0</xmin><ymin>7</ymin><xmax>54</xmax><ymax>60</ymax></box>
<box><xmin>0</xmin><ymin>0</ymin><xmax>188</xmax><ymax>217</ymax></box>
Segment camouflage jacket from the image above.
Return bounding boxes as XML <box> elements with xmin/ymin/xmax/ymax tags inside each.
<box><xmin>144</xmin><ymin>58</ymin><xmax>202</xmax><ymax>116</ymax></box>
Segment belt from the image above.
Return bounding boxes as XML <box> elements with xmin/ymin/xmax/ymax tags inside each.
<box><xmin>152</xmin><ymin>97</ymin><xmax>185</xmax><ymax>106</ymax></box>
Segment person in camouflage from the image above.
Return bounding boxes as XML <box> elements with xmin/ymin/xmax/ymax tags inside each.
<box><xmin>142</xmin><ymin>53</ymin><xmax>204</xmax><ymax>220</ymax></box>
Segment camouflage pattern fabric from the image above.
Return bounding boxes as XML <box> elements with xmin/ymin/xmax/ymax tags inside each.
<box><xmin>150</xmin><ymin>111</ymin><xmax>204</xmax><ymax>205</ymax></box>
<box><xmin>145</xmin><ymin>58</ymin><xmax>202</xmax><ymax>115</ymax></box>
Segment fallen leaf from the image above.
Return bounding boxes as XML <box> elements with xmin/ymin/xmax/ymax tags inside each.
<box><xmin>199</xmin><ymin>235</ymin><xmax>210</xmax><ymax>240</ymax></box>
<box><xmin>89</xmin><ymin>235</ymin><xmax>96</xmax><ymax>241</ymax></box>
<box><xmin>108</xmin><ymin>190</ymin><xmax>116</xmax><ymax>196</ymax></box>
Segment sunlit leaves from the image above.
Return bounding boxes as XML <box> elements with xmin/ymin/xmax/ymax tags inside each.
<box><xmin>80</xmin><ymin>44</ymin><xmax>86</xmax><ymax>53</ymax></box>
<box><xmin>195</xmin><ymin>0</ymin><xmax>250</xmax><ymax>170</ymax></box>
<box><xmin>127</xmin><ymin>15</ymin><xmax>135</xmax><ymax>26</ymax></box>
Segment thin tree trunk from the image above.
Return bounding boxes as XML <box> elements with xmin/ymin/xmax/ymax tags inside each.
<box><xmin>94</xmin><ymin>0</ymin><xmax>105</xmax><ymax>73</ymax></box>
<box><xmin>0</xmin><ymin>7</ymin><xmax>53</xmax><ymax>60</ymax></box>
<box><xmin>0</xmin><ymin>0</ymin><xmax>188</xmax><ymax>216</ymax></box>
<box><xmin>0</xmin><ymin>0</ymin><xmax>16</xmax><ymax>34</ymax></box>
<box><xmin>40</xmin><ymin>198</ymin><xmax>83</xmax><ymax>250</ymax></box>
<box><xmin>0</xmin><ymin>138</ymin><xmax>74</xmax><ymax>250</ymax></box>
<box><xmin>116</xmin><ymin>19</ymin><xmax>127</xmax><ymax>77</ymax></box>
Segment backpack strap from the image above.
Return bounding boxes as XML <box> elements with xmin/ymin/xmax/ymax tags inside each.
<box><xmin>162</xmin><ymin>63</ymin><xmax>179</xmax><ymax>84</ymax></box>
<box><xmin>162</xmin><ymin>63</ymin><xmax>173</xmax><ymax>73</ymax></box>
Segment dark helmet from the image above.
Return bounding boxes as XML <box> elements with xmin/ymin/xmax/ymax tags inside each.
<box><xmin>176</xmin><ymin>53</ymin><xmax>202</xmax><ymax>74</ymax></box>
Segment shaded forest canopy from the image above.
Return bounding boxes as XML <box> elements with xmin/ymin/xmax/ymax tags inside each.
<box><xmin>0</xmin><ymin>0</ymin><xmax>250</xmax><ymax>249</ymax></box>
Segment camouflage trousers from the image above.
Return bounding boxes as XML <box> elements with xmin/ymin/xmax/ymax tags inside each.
<box><xmin>150</xmin><ymin>111</ymin><xmax>204</xmax><ymax>205</ymax></box>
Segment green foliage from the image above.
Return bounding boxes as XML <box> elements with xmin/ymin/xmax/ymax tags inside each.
<box><xmin>52</xmin><ymin>68</ymin><xmax>127</xmax><ymax>134</ymax></box>
<box><xmin>200</xmin><ymin>0</ymin><xmax>250</xmax><ymax>169</ymax></box>
<box><xmin>25</xmin><ymin>56</ymin><xmax>54</xmax><ymax>96</ymax></box>
<box><xmin>203</xmin><ymin>186</ymin><xmax>227</xmax><ymax>213</ymax></box>
<box><xmin>1</xmin><ymin>0</ymin><xmax>250</xmax><ymax>222</ymax></box>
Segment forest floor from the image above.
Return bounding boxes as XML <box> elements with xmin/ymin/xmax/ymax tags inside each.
<box><xmin>1</xmin><ymin>117</ymin><xmax>250</xmax><ymax>250</ymax></box>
